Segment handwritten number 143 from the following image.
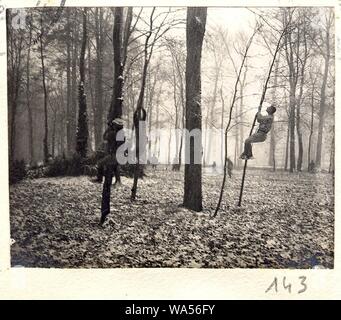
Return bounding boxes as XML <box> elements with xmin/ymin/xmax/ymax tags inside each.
<box><xmin>265</xmin><ymin>276</ymin><xmax>307</xmax><ymax>294</ymax></box>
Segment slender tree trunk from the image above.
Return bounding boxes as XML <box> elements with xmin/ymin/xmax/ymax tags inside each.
<box><xmin>87</xmin><ymin>31</ymin><xmax>94</xmax><ymax>152</ymax></box>
<box><xmin>131</xmin><ymin>8</ymin><xmax>157</xmax><ymax>201</ymax></box>
<box><xmin>76</xmin><ymin>8</ymin><xmax>88</xmax><ymax>158</ymax></box>
<box><xmin>203</xmin><ymin>110</ymin><xmax>208</xmax><ymax>167</ymax></box>
<box><xmin>329</xmin><ymin>126</ymin><xmax>334</xmax><ymax>174</ymax></box>
<box><xmin>315</xmin><ymin>31</ymin><xmax>330</xmax><ymax>168</ymax></box>
<box><xmin>94</xmin><ymin>7</ymin><xmax>104</xmax><ymax>150</ymax></box>
<box><xmin>239</xmin><ymin>66</ymin><xmax>247</xmax><ymax>165</ymax></box>
<box><xmin>183</xmin><ymin>7</ymin><xmax>207</xmax><ymax>212</ymax></box>
<box><xmin>173</xmin><ymin>68</ymin><xmax>179</xmax><ymax>164</ymax></box>
<box><xmin>234</xmin><ymin>103</ymin><xmax>239</xmax><ymax>167</ymax></box>
<box><xmin>154</xmin><ymin>92</ymin><xmax>160</xmax><ymax>157</ymax></box>
<box><xmin>70</xmin><ymin>13</ymin><xmax>78</xmax><ymax>155</ymax></box>
<box><xmin>284</xmin><ymin>123</ymin><xmax>289</xmax><ymax>171</ymax></box>
<box><xmin>296</xmin><ymin>99</ymin><xmax>303</xmax><ymax>171</ymax></box>
<box><xmin>307</xmin><ymin>77</ymin><xmax>315</xmax><ymax>169</ymax></box>
<box><xmin>296</xmin><ymin>21</ymin><xmax>309</xmax><ymax>172</ymax></box>
<box><xmin>66</xmin><ymin>9</ymin><xmax>72</xmax><ymax>156</ymax></box>
<box><xmin>283</xmin><ymin>9</ymin><xmax>297</xmax><ymax>173</ymax></box>
<box><xmin>269</xmin><ymin>58</ymin><xmax>279</xmax><ymax>171</ymax></box>
<box><xmin>206</xmin><ymin>63</ymin><xmax>220</xmax><ymax>165</ymax></box>
<box><xmin>108</xmin><ymin>8</ymin><xmax>124</xmax><ymax>122</ymax></box>
<box><xmin>26</xmin><ymin>18</ymin><xmax>34</xmax><ymax>165</ymax></box>
<box><xmin>52</xmin><ymin>109</ymin><xmax>57</xmax><ymax>158</ymax></box>
<box><xmin>220</xmin><ymin>88</ymin><xmax>224</xmax><ymax>168</ymax></box>
<box><xmin>214</xmin><ymin>27</ymin><xmax>259</xmax><ymax>214</ymax></box>
<box><xmin>101</xmin><ymin>7</ymin><xmax>125</xmax><ymax>222</ymax></box>
<box><xmin>147</xmin><ymin>66</ymin><xmax>159</xmax><ymax>160</ymax></box>
<box><xmin>178</xmin><ymin>54</ymin><xmax>186</xmax><ymax>169</ymax></box>
<box><xmin>40</xmin><ymin>14</ymin><xmax>49</xmax><ymax>164</ymax></box>
<box><xmin>168</xmin><ymin>127</ymin><xmax>172</xmax><ymax>166</ymax></box>
<box><xmin>288</xmin><ymin>78</ymin><xmax>296</xmax><ymax>173</ymax></box>
<box><xmin>8</xmin><ymin>11</ymin><xmax>23</xmax><ymax>162</ymax></box>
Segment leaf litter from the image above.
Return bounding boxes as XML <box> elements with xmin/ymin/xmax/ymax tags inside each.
<box><xmin>9</xmin><ymin>169</ymin><xmax>334</xmax><ymax>268</ymax></box>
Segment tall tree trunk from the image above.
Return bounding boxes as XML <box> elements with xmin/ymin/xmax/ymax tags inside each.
<box><xmin>76</xmin><ymin>8</ymin><xmax>88</xmax><ymax>158</ymax></box>
<box><xmin>203</xmin><ymin>109</ymin><xmax>209</xmax><ymax>166</ymax></box>
<box><xmin>238</xmin><ymin>66</ymin><xmax>247</xmax><ymax>166</ymax></box>
<box><xmin>269</xmin><ymin>58</ymin><xmax>279</xmax><ymax>171</ymax></box>
<box><xmin>206</xmin><ymin>61</ymin><xmax>220</xmax><ymax>165</ymax></box>
<box><xmin>315</xmin><ymin>24</ymin><xmax>331</xmax><ymax>168</ymax></box>
<box><xmin>220</xmin><ymin>88</ymin><xmax>224</xmax><ymax>168</ymax></box>
<box><xmin>7</xmin><ymin>11</ymin><xmax>22</xmax><ymax>162</ymax></box>
<box><xmin>101</xmin><ymin>7</ymin><xmax>125</xmax><ymax>221</ymax></box>
<box><xmin>307</xmin><ymin>75</ymin><xmax>315</xmax><ymax>169</ymax></box>
<box><xmin>87</xmin><ymin>30</ymin><xmax>94</xmax><ymax>152</ymax></box>
<box><xmin>178</xmin><ymin>54</ymin><xmax>186</xmax><ymax>169</ymax></box>
<box><xmin>51</xmin><ymin>109</ymin><xmax>57</xmax><ymax>158</ymax></box>
<box><xmin>108</xmin><ymin>8</ymin><xmax>124</xmax><ymax>122</ymax></box>
<box><xmin>147</xmin><ymin>66</ymin><xmax>159</xmax><ymax>160</ymax></box>
<box><xmin>40</xmin><ymin>14</ymin><xmax>49</xmax><ymax>164</ymax></box>
<box><xmin>284</xmin><ymin>8</ymin><xmax>297</xmax><ymax>173</ymax></box>
<box><xmin>284</xmin><ymin>123</ymin><xmax>289</xmax><ymax>171</ymax></box>
<box><xmin>70</xmin><ymin>10</ymin><xmax>79</xmax><ymax>155</ymax></box>
<box><xmin>178</xmin><ymin>107</ymin><xmax>184</xmax><ymax>169</ymax></box>
<box><xmin>173</xmin><ymin>67</ymin><xmax>179</xmax><ymax>164</ymax></box>
<box><xmin>26</xmin><ymin>16</ymin><xmax>34</xmax><ymax>165</ymax></box>
<box><xmin>183</xmin><ymin>7</ymin><xmax>207</xmax><ymax>212</ymax></box>
<box><xmin>234</xmin><ymin>102</ymin><xmax>239</xmax><ymax>167</ymax></box>
<box><xmin>66</xmin><ymin>9</ymin><xmax>72</xmax><ymax>156</ymax></box>
<box><xmin>94</xmin><ymin>7</ymin><xmax>104</xmax><ymax>150</ymax></box>
<box><xmin>296</xmin><ymin>97</ymin><xmax>304</xmax><ymax>171</ymax></box>
<box><xmin>168</xmin><ymin>127</ymin><xmax>172</xmax><ymax>166</ymax></box>
<box><xmin>154</xmin><ymin>92</ymin><xmax>160</xmax><ymax>158</ymax></box>
<box><xmin>131</xmin><ymin>8</ymin><xmax>157</xmax><ymax>201</ymax></box>
<box><xmin>329</xmin><ymin>126</ymin><xmax>334</xmax><ymax>174</ymax></box>
<box><xmin>296</xmin><ymin>20</ymin><xmax>309</xmax><ymax>172</ymax></box>
<box><xmin>289</xmin><ymin>90</ymin><xmax>296</xmax><ymax>173</ymax></box>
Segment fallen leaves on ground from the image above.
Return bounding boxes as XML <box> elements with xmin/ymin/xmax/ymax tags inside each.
<box><xmin>9</xmin><ymin>168</ymin><xmax>334</xmax><ymax>268</ymax></box>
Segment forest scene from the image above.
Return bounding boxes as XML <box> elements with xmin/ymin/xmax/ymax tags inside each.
<box><xmin>8</xmin><ymin>6</ymin><xmax>334</xmax><ymax>268</ymax></box>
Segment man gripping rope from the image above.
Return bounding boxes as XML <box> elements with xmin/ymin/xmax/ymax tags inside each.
<box><xmin>240</xmin><ymin>105</ymin><xmax>276</xmax><ymax>160</ymax></box>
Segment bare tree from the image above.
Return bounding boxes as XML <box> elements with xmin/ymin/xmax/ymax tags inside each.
<box><xmin>131</xmin><ymin>8</ymin><xmax>179</xmax><ymax>200</ymax></box>
<box><xmin>66</xmin><ymin>8</ymin><xmax>73</xmax><ymax>156</ymax></box>
<box><xmin>76</xmin><ymin>8</ymin><xmax>88</xmax><ymax>158</ymax></box>
<box><xmin>39</xmin><ymin>12</ymin><xmax>49</xmax><ymax>163</ymax></box>
<box><xmin>315</xmin><ymin>9</ymin><xmax>333</xmax><ymax>169</ymax></box>
<box><xmin>213</xmin><ymin>27</ymin><xmax>258</xmax><ymax>217</ymax></box>
<box><xmin>7</xmin><ymin>10</ymin><xmax>25</xmax><ymax>162</ymax></box>
<box><xmin>101</xmin><ymin>7</ymin><xmax>125</xmax><ymax>223</ymax></box>
<box><xmin>238</xmin><ymin>21</ymin><xmax>288</xmax><ymax>207</ymax></box>
<box><xmin>183</xmin><ymin>7</ymin><xmax>207</xmax><ymax>212</ymax></box>
<box><xmin>268</xmin><ymin>57</ymin><xmax>279</xmax><ymax>171</ymax></box>
<box><xmin>93</xmin><ymin>7</ymin><xmax>104</xmax><ymax>150</ymax></box>
<box><xmin>307</xmin><ymin>69</ymin><xmax>317</xmax><ymax>168</ymax></box>
<box><xmin>26</xmin><ymin>13</ymin><xmax>34</xmax><ymax>165</ymax></box>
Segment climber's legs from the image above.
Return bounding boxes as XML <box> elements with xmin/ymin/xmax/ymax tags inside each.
<box><xmin>240</xmin><ymin>132</ymin><xmax>267</xmax><ymax>159</ymax></box>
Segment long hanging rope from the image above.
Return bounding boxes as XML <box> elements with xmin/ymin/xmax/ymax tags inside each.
<box><xmin>211</xmin><ymin>27</ymin><xmax>259</xmax><ymax>218</ymax></box>
<box><xmin>237</xmin><ymin>25</ymin><xmax>289</xmax><ymax>207</ymax></box>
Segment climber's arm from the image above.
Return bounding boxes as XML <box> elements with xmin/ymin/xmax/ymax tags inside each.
<box><xmin>256</xmin><ymin>111</ymin><xmax>266</xmax><ymax>122</ymax></box>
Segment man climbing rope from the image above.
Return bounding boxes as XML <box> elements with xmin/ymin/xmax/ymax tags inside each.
<box><xmin>240</xmin><ymin>105</ymin><xmax>276</xmax><ymax>160</ymax></box>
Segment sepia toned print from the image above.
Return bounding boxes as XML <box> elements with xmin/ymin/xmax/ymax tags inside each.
<box><xmin>7</xmin><ymin>6</ymin><xmax>334</xmax><ymax>268</ymax></box>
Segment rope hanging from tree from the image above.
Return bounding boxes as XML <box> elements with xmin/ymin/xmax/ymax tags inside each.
<box><xmin>237</xmin><ymin>25</ymin><xmax>289</xmax><ymax>207</ymax></box>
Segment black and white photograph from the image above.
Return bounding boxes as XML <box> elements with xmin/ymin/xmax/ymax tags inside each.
<box><xmin>7</xmin><ymin>4</ymin><xmax>335</xmax><ymax>270</ymax></box>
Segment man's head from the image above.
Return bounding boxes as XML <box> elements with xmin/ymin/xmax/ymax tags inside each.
<box><xmin>266</xmin><ymin>105</ymin><xmax>277</xmax><ymax>115</ymax></box>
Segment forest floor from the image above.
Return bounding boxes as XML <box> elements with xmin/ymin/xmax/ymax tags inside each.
<box><xmin>10</xmin><ymin>168</ymin><xmax>334</xmax><ymax>268</ymax></box>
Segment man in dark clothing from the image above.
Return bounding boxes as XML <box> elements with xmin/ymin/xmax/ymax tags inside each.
<box><xmin>240</xmin><ymin>105</ymin><xmax>276</xmax><ymax>160</ymax></box>
<box><xmin>94</xmin><ymin>118</ymin><xmax>126</xmax><ymax>184</ymax></box>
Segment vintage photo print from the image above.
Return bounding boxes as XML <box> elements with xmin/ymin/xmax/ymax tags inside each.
<box><xmin>0</xmin><ymin>0</ymin><xmax>340</xmax><ymax>299</ymax></box>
